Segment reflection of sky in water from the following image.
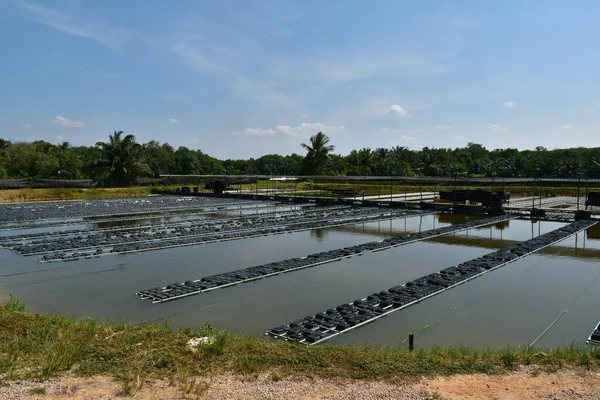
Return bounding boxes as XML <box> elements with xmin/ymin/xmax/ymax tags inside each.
<box><xmin>0</xmin><ymin>211</ymin><xmax>598</xmax><ymax>348</ymax></box>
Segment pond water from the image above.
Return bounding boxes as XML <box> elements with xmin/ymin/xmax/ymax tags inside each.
<box><xmin>1</xmin><ymin>198</ymin><xmax>598</xmax><ymax>348</ymax></box>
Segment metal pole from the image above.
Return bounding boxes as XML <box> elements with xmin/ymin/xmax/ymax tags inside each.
<box><xmin>390</xmin><ymin>175</ymin><xmax>393</xmax><ymax>205</ymax></box>
<box><xmin>408</xmin><ymin>333</ymin><xmax>414</xmax><ymax>352</ymax></box>
<box><xmin>585</xmin><ymin>179</ymin><xmax>589</xmax><ymax>210</ymax></box>
<box><xmin>577</xmin><ymin>178</ymin><xmax>581</xmax><ymax>211</ymax></box>
<box><xmin>532</xmin><ymin>178</ymin><xmax>536</xmax><ymax>210</ymax></box>
<box><xmin>362</xmin><ymin>177</ymin><xmax>365</xmax><ymax>203</ymax></box>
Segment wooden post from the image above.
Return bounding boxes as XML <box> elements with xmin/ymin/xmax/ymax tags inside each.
<box><xmin>409</xmin><ymin>333</ymin><xmax>414</xmax><ymax>351</ymax></box>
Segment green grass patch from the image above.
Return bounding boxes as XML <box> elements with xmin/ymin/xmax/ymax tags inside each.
<box><xmin>1</xmin><ymin>301</ymin><xmax>600</xmax><ymax>392</ymax></box>
<box><xmin>27</xmin><ymin>386</ymin><xmax>46</xmax><ymax>395</ymax></box>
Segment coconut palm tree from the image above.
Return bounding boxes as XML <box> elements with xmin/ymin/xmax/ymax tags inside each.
<box><xmin>94</xmin><ymin>131</ymin><xmax>151</xmax><ymax>186</ymax></box>
<box><xmin>301</xmin><ymin>132</ymin><xmax>335</xmax><ymax>175</ymax></box>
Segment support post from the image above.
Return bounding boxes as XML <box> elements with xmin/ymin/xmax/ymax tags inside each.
<box><xmin>577</xmin><ymin>177</ymin><xmax>581</xmax><ymax>211</ymax></box>
<box><xmin>409</xmin><ymin>333</ymin><xmax>414</xmax><ymax>352</ymax></box>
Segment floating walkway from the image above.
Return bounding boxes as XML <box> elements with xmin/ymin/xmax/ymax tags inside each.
<box><xmin>587</xmin><ymin>322</ymin><xmax>600</xmax><ymax>346</ymax></box>
<box><xmin>37</xmin><ymin>208</ymin><xmax>427</xmax><ymax>262</ymax></box>
<box><xmin>135</xmin><ymin>215</ymin><xmax>514</xmax><ymax>304</ymax></box>
<box><xmin>266</xmin><ymin>219</ymin><xmax>597</xmax><ymax>345</ymax></box>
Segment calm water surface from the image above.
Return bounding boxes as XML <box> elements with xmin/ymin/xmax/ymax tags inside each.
<box><xmin>1</xmin><ymin>213</ymin><xmax>598</xmax><ymax>348</ymax></box>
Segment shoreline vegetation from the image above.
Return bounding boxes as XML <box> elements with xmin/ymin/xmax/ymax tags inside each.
<box><xmin>1</xmin><ymin>299</ymin><xmax>600</xmax><ymax>396</ymax></box>
<box><xmin>0</xmin><ymin>182</ymin><xmax>598</xmax><ymax>203</ymax></box>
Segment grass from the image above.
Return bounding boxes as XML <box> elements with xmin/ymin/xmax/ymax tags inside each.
<box><xmin>27</xmin><ymin>386</ymin><xmax>46</xmax><ymax>395</ymax></box>
<box><xmin>2</xmin><ymin>300</ymin><xmax>600</xmax><ymax>394</ymax></box>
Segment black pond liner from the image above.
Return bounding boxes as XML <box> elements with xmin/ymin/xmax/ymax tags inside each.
<box><xmin>1</xmin><ymin>204</ymin><xmax>349</xmax><ymax>252</ymax></box>
<box><xmin>35</xmin><ymin>207</ymin><xmax>426</xmax><ymax>262</ymax></box>
<box><xmin>135</xmin><ymin>214</ymin><xmax>515</xmax><ymax>304</ymax></box>
<box><xmin>0</xmin><ymin>196</ymin><xmax>256</xmax><ymax>223</ymax></box>
<box><xmin>266</xmin><ymin>219</ymin><xmax>598</xmax><ymax>346</ymax></box>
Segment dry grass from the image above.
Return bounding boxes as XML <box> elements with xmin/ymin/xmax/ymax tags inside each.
<box><xmin>0</xmin><ymin>187</ymin><xmax>152</xmax><ymax>203</ymax></box>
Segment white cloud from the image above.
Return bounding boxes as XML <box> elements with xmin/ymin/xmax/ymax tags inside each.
<box><xmin>169</xmin><ymin>118</ymin><xmax>180</xmax><ymax>124</ymax></box>
<box><xmin>49</xmin><ymin>116</ymin><xmax>86</xmax><ymax>128</ymax></box>
<box><xmin>389</xmin><ymin>135</ymin><xmax>418</xmax><ymax>146</ymax></box>
<box><xmin>275</xmin><ymin>123</ymin><xmax>346</xmax><ymax>137</ymax></box>
<box><xmin>230</xmin><ymin>122</ymin><xmax>346</xmax><ymax>138</ymax></box>
<box><xmin>559</xmin><ymin>124</ymin><xmax>574</xmax><ymax>130</ymax></box>
<box><xmin>231</xmin><ymin>128</ymin><xmax>276</xmax><ymax>137</ymax></box>
<box><xmin>449</xmin><ymin>135</ymin><xmax>467</xmax><ymax>140</ymax></box>
<box><xmin>375</xmin><ymin>128</ymin><xmax>424</xmax><ymax>138</ymax></box>
<box><xmin>387</xmin><ymin>105</ymin><xmax>409</xmax><ymax>117</ymax></box>
<box><xmin>503</xmin><ymin>100</ymin><xmax>517</xmax><ymax>109</ymax></box>
<box><xmin>432</xmin><ymin>125</ymin><xmax>452</xmax><ymax>130</ymax></box>
<box><xmin>23</xmin><ymin>124</ymin><xmax>33</xmax><ymax>129</ymax></box>
<box><xmin>398</xmin><ymin>135</ymin><xmax>417</xmax><ymax>144</ymax></box>
<box><xmin>487</xmin><ymin>123</ymin><xmax>508</xmax><ymax>132</ymax></box>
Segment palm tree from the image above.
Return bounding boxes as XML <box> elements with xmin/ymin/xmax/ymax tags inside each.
<box><xmin>301</xmin><ymin>132</ymin><xmax>335</xmax><ymax>175</ymax></box>
<box><xmin>94</xmin><ymin>131</ymin><xmax>151</xmax><ymax>186</ymax></box>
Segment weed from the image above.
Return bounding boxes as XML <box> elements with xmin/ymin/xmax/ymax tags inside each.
<box><xmin>2</xmin><ymin>301</ymin><xmax>600</xmax><ymax>392</ymax></box>
<box><xmin>181</xmin><ymin>377</ymin><xmax>211</xmax><ymax>400</ymax></box>
<box><xmin>237</xmin><ymin>355</ymin><xmax>260</xmax><ymax>376</ymax></box>
<box><xmin>28</xmin><ymin>386</ymin><xmax>46</xmax><ymax>395</ymax></box>
<box><xmin>499</xmin><ymin>348</ymin><xmax>517</xmax><ymax>369</ymax></box>
<box><xmin>270</xmin><ymin>371</ymin><xmax>283</xmax><ymax>381</ymax></box>
<box><xmin>201</xmin><ymin>331</ymin><xmax>228</xmax><ymax>357</ymax></box>
<box><xmin>3</xmin><ymin>294</ymin><xmax>27</xmax><ymax>313</ymax></box>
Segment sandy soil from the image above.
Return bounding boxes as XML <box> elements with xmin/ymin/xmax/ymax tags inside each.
<box><xmin>2</xmin><ymin>369</ymin><xmax>600</xmax><ymax>400</ymax></box>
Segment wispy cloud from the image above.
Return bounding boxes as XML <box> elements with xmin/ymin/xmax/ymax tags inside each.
<box><xmin>390</xmin><ymin>135</ymin><xmax>418</xmax><ymax>145</ymax></box>
<box><xmin>275</xmin><ymin>123</ymin><xmax>346</xmax><ymax>137</ymax></box>
<box><xmin>49</xmin><ymin>116</ymin><xmax>86</xmax><ymax>128</ymax></box>
<box><xmin>432</xmin><ymin>125</ymin><xmax>452</xmax><ymax>130</ymax></box>
<box><xmin>231</xmin><ymin>128</ymin><xmax>276</xmax><ymax>137</ymax></box>
<box><xmin>169</xmin><ymin>118</ymin><xmax>180</xmax><ymax>124</ymax></box>
<box><xmin>449</xmin><ymin>135</ymin><xmax>466</xmax><ymax>140</ymax></box>
<box><xmin>503</xmin><ymin>100</ymin><xmax>517</xmax><ymax>109</ymax></box>
<box><xmin>375</xmin><ymin>128</ymin><xmax>424</xmax><ymax>142</ymax></box>
<box><xmin>487</xmin><ymin>123</ymin><xmax>508</xmax><ymax>132</ymax></box>
<box><xmin>11</xmin><ymin>0</ymin><xmax>129</xmax><ymax>50</ymax></box>
<box><xmin>387</xmin><ymin>105</ymin><xmax>409</xmax><ymax>117</ymax></box>
<box><xmin>313</xmin><ymin>53</ymin><xmax>445</xmax><ymax>84</ymax></box>
<box><xmin>23</xmin><ymin>124</ymin><xmax>33</xmax><ymax>129</ymax></box>
<box><xmin>232</xmin><ymin>122</ymin><xmax>346</xmax><ymax>138</ymax></box>
<box><xmin>559</xmin><ymin>124</ymin><xmax>574</xmax><ymax>130</ymax></box>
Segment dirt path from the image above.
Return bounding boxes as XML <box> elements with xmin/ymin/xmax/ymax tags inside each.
<box><xmin>2</xmin><ymin>369</ymin><xmax>600</xmax><ymax>400</ymax></box>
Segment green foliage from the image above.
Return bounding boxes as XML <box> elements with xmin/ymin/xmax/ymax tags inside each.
<box><xmin>3</xmin><ymin>305</ymin><xmax>600</xmax><ymax>387</ymax></box>
<box><xmin>93</xmin><ymin>131</ymin><xmax>152</xmax><ymax>185</ymax></box>
<box><xmin>3</xmin><ymin>294</ymin><xmax>27</xmax><ymax>313</ymax></box>
<box><xmin>28</xmin><ymin>387</ymin><xmax>46</xmax><ymax>395</ymax></box>
<box><xmin>1</xmin><ymin>132</ymin><xmax>600</xmax><ymax>181</ymax></box>
<box><xmin>301</xmin><ymin>132</ymin><xmax>335</xmax><ymax>175</ymax></box>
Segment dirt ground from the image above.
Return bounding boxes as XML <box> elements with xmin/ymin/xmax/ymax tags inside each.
<box><xmin>2</xmin><ymin>369</ymin><xmax>600</xmax><ymax>400</ymax></box>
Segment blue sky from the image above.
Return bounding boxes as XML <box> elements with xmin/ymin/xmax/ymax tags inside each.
<box><xmin>1</xmin><ymin>0</ymin><xmax>599</xmax><ymax>159</ymax></box>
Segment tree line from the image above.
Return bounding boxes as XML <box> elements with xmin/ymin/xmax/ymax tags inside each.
<box><xmin>1</xmin><ymin>131</ymin><xmax>599</xmax><ymax>184</ymax></box>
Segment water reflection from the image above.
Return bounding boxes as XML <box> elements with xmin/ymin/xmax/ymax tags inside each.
<box><xmin>2</xmin><ymin>211</ymin><xmax>600</xmax><ymax>349</ymax></box>
<box><xmin>310</xmin><ymin>228</ymin><xmax>327</xmax><ymax>241</ymax></box>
